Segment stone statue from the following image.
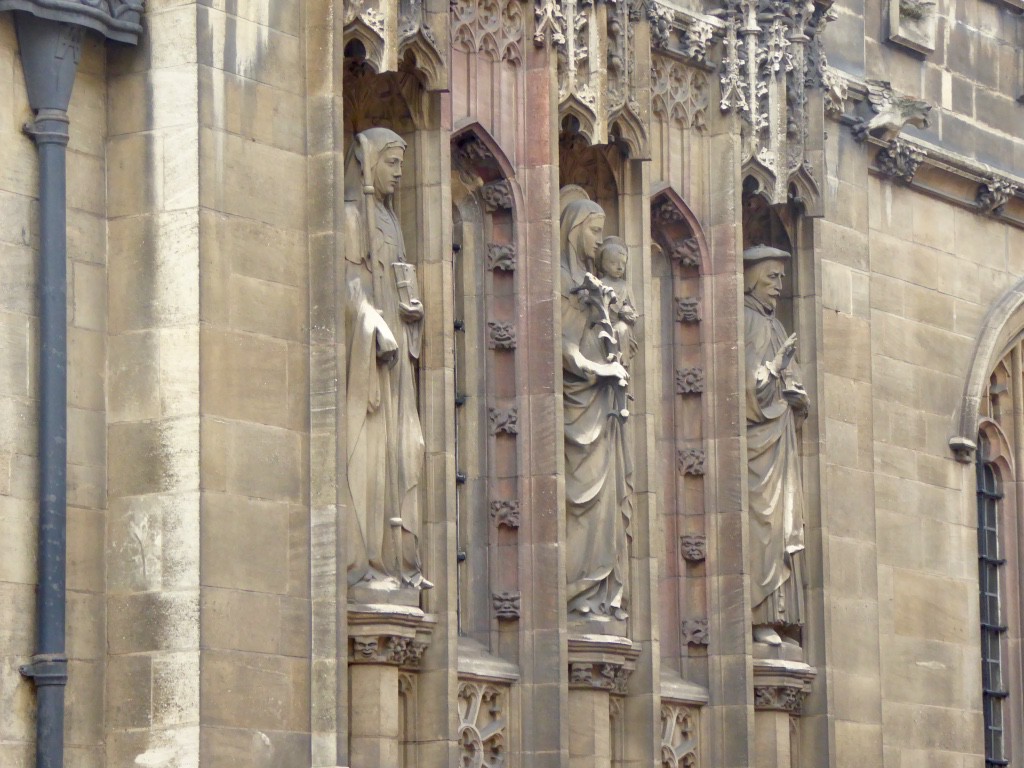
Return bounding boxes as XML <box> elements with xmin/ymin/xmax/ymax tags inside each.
<box><xmin>344</xmin><ymin>127</ymin><xmax>431</xmax><ymax>594</ymax></box>
<box><xmin>561</xmin><ymin>196</ymin><xmax>633</xmax><ymax>621</ymax></box>
<box><xmin>744</xmin><ymin>245</ymin><xmax>808</xmax><ymax>646</ymax></box>
<box><xmin>595</xmin><ymin>236</ymin><xmax>639</xmax><ymax>370</ymax></box>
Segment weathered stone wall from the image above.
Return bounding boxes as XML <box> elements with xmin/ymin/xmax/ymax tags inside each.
<box><xmin>195</xmin><ymin>2</ymin><xmax>311</xmax><ymax>765</ymax></box>
<box><xmin>1</xmin><ymin>2</ymin><xmax>1023</xmax><ymax>767</ymax></box>
<box><xmin>830</xmin><ymin>0</ymin><xmax>1024</xmax><ymax>172</ymax></box>
<box><xmin>866</xmin><ymin>175</ymin><xmax>1021</xmax><ymax>766</ymax></box>
<box><xmin>0</xmin><ymin>20</ymin><xmax>109</xmax><ymax>768</ymax></box>
<box><xmin>816</xmin><ymin>2</ymin><xmax>1024</xmax><ymax>765</ymax></box>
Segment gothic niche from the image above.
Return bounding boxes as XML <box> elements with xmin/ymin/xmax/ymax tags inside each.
<box><xmin>343</xmin><ymin>43</ymin><xmax>434</xmax><ymax>137</ymax></box>
<box><xmin>343</xmin><ymin>0</ymin><xmax>446</xmax><ymax>92</ymax></box>
<box><xmin>651</xmin><ymin>190</ymin><xmax>708</xmax><ymax>677</ymax></box>
<box><xmin>741</xmin><ymin>176</ymin><xmax>796</xmax><ymax>325</ymax></box>
<box><xmin>741</xmin><ymin>182</ymin><xmax>808</xmax><ymax>651</ymax></box>
<box><xmin>559</xmin><ymin>125</ymin><xmax>622</xmax><ymax>233</ymax></box>
<box><xmin>343</xmin><ymin>127</ymin><xmax>433</xmax><ymax>600</ymax></box>
<box><xmin>450</xmin><ymin>129</ymin><xmax>521</xmax><ymax>643</ymax></box>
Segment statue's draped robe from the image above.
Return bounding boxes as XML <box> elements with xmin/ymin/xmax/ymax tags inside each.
<box><xmin>745</xmin><ymin>294</ymin><xmax>805</xmax><ymax>626</ymax></box>
<box><xmin>560</xmin><ymin>204</ymin><xmax>633</xmax><ymax>618</ymax></box>
<box><xmin>345</xmin><ymin>196</ymin><xmax>426</xmax><ymax>587</ymax></box>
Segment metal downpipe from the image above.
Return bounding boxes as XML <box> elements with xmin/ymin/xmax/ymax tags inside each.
<box><xmin>12</xmin><ymin>14</ymin><xmax>81</xmax><ymax>768</ymax></box>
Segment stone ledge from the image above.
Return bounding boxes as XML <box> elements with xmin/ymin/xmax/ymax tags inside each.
<box><xmin>568</xmin><ymin>634</ymin><xmax>642</xmax><ymax>695</ymax></box>
<box><xmin>347</xmin><ymin>603</ymin><xmax>436</xmax><ymax>668</ymax></box>
<box><xmin>457</xmin><ymin>636</ymin><xmax>520</xmax><ymax>684</ymax></box>
<box><xmin>752</xmin><ymin>659</ymin><xmax>816</xmax><ymax>714</ymax></box>
<box><xmin>660</xmin><ymin>672</ymin><xmax>709</xmax><ymax>707</ymax></box>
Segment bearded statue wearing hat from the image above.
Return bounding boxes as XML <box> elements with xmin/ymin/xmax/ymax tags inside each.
<box><xmin>743</xmin><ymin>245</ymin><xmax>808</xmax><ymax>646</ymax></box>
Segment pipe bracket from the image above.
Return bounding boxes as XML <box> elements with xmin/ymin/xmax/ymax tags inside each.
<box><xmin>20</xmin><ymin>653</ymin><xmax>69</xmax><ymax>686</ymax></box>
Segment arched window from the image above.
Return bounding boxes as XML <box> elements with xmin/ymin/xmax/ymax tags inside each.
<box><xmin>974</xmin><ymin>344</ymin><xmax>1024</xmax><ymax>767</ymax></box>
<box><xmin>977</xmin><ymin>434</ymin><xmax>1008</xmax><ymax>767</ymax></box>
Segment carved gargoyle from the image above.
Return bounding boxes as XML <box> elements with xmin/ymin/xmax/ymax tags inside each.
<box><xmin>851</xmin><ymin>80</ymin><xmax>931</xmax><ymax>142</ymax></box>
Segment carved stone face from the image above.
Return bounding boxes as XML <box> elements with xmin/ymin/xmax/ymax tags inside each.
<box><xmin>373</xmin><ymin>146</ymin><xmax>405</xmax><ymax>197</ymax></box>
<box><xmin>578</xmin><ymin>214</ymin><xmax>605</xmax><ymax>266</ymax></box>
<box><xmin>746</xmin><ymin>258</ymin><xmax>786</xmax><ymax>311</ymax></box>
<box><xmin>601</xmin><ymin>246</ymin><xmax>627</xmax><ymax>279</ymax></box>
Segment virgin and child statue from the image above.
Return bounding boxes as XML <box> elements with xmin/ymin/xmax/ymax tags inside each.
<box><xmin>560</xmin><ymin>195</ymin><xmax>635</xmax><ymax>623</ymax></box>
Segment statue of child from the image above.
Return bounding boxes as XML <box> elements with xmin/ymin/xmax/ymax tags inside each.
<box><xmin>596</xmin><ymin>236</ymin><xmax>639</xmax><ymax>368</ymax></box>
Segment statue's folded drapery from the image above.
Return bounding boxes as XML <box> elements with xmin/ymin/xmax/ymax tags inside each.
<box><xmin>745</xmin><ymin>294</ymin><xmax>805</xmax><ymax>627</ymax></box>
<box><xmin>560</xmin><ymin>199</ymin><xmax>633</xmax><ymax>619</ymax></box>
<box><xmin>344</xmin><ymin>128</ymin><xmax>427</xmax><ymax>589</ymax></box>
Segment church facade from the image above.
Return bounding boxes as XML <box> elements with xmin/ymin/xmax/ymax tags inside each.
<box><xmin>1</xmin><ymin>0</ymin><xmax>1023</xmax><ymax>766</ymax></box>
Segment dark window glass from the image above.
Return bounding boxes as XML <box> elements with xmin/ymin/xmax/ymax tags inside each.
<box><xmin>977</xmin><ymin>443</ymin><xmax>1008</xmax><ymax>767</ymax></box>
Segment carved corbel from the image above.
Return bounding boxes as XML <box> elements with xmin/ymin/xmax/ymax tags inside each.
<box><xmin>681</xmin><ymin>618</ymin><xmax>709</xmax><ymax>646</ymax></box>
<box><xmin>490</xmin><ymin>499</ymin><xmax>521</xmax><ymax>528</ymax></box>
<box><xmin>678</xmin><ymin>447</ymin><xmax>706</xmax><ymax>476</ymax></box>
<box><xmin>488</xmin><ymin>406</ymin><xmax>519</xmax><ymax>435</ymax></box>
<box><xmin>875</xmin><ymin>138</ymin><xmax>926</xmax><ymax>184</ymax></box>
<box><xmin>349</xmin><ymin>634</ymin><xmax>430</xmax><ymax>667</ymax></box>
<box><xmin>679</xmin><ymin>534</ymin><xmax>706</xmax><ymax>562</ymax></box>
<box><xmin>753</xmin><ymin>659</ymin><xmax>816</xmax><ymax>714</ymax></box>
<box><xmin>976</xmin><ymin>178</ymin><xmax>1020</xmax><ymax>216</ymax></box>
<box><xmin>675</xmin><ymin>367</ymin><xmax>705</xmax><ymax>394</ymax></box>
<box><xmin>492</xmin><ymin>591</ymin><xmax>521</xmax><ymax>620</ymax></box>
<box><xmin>486</xmin><ymin>243</ymin><xmax>517</xmax><ymax>271</ymax></box>
<box><xmin>675</xmin><ymin>296</ymin><xmax>701</xmax><ymax>323</ymax></box>
<box><xmin>487</xmin><ymin>321</ymin><xmax>517</xmax><ymax>349</ymax></box>
<box><xmin>481</xmin><ymin>180</ymin><xmax>514</xmax><ymax>211</ymax></box>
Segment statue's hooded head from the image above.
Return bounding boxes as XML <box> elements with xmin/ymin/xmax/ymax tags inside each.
<box><xmin>560</xmin><ymin>198</ymin><xmax>606</xmax><ymax>288</ymax></box>
<box><xmin>344</xmin><ymin>127</ymin><xmax>408</xmax><ymax>205</ymax></box>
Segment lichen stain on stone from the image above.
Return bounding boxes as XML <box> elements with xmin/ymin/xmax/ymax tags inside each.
<box><xmin>134</xmin><ymin>746</ymin><xmax>176</xmax><ymax>767</ymax></box>
<box><xmin>221</xmin><ymin>0</ymin><xmax>271</xmax><ymax>80</ymax></box>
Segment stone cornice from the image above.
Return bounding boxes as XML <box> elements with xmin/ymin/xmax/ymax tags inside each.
<box><xmin>828</xmin><ymin>71</ymin><xmax>1024</xmax><ymax>229</ymax></box>
<box><xmin>647</xmin><ymin>1</ymin><xmax>724</xmax><ymax>69</ymax></box>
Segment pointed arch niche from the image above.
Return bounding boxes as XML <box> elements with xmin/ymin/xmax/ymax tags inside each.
<box><xmin>450</xmin><ymin>126</ymin><xmax>522</xmax><ymax>661</ymax></box>
<box><xmin>338</xmin><ymin>41</ymin><xmax>456</xmax><ymax>767</ymax></box>
<box><xmin>650</xmin><ymin>188</ymin><xmax>711</xmax><ymax>684</ymax></box>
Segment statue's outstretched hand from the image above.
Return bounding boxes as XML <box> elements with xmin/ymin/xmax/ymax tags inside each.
<box><xmin>772</xmin><ymin>333</ymin><xmax>798</xmax><ymax>373</ymax></box>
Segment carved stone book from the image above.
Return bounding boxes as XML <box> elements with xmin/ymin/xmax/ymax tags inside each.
<box><xmin>392</xmin><ymin>261</ymin><xmax>420</xmax><ymax>306</ymax></box>
<box><xmin>393</xmin><ymin>261</ymin><xmax>422</xmax><ymax>358</ymax></box>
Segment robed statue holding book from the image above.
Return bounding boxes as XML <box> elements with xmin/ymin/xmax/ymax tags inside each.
<box><xmin>344</xmin><ymin>127</ymin><xmax>431</xmax><ymax>594</ymax></box>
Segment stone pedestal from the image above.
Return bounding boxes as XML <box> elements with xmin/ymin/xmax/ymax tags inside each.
<box><xmin>752</xmin><ymin>656</ymin><xmax>815</xmax><ymax>768</ymax></box>
<box><xmin>566</xmin><ymin>634</ymin><xmax>641</xmax><ymax>768</ymax></box>
<box><xmin>347</xmin><ymin>604</ymin><xmax>435</xmax><ymax>768</ymax></box>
